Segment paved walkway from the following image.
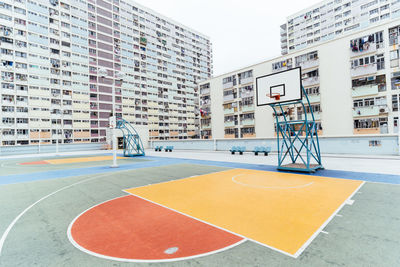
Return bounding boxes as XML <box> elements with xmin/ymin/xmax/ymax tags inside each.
<box><xmin>147</xmin><ymin>150</ymin><xmax>400</xmax><ymax>175</ymax></box>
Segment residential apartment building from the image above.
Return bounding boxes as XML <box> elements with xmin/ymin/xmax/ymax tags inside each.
<box><xmin>0</xmin><ymin>0</ymin><xmax>212</xmax><ymax>146</ymax></box>
<box><xmin>280</xmin><ymin>0</ymin><xmax>400</xmax><ymax>55</ymax></box>
<box><xmin>199</xmin><ymin>18</ymin><xmax>400</xmax><ymax>140</ymax></box>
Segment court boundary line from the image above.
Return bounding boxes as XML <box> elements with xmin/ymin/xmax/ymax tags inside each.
<box><xmin>67</xmin><ymin>195</ymin><xmax>247</xmax><ymax>263</ymax></box>
<box><xmin>123</xmin><ymin>191</ymin><xmax>297</xmax><ymax>258</ymax></box>
<box><xmin>0</xmin><ymin>164</ymin><xmax>158</xmax><ymax>256</ymax></box>
<box><xmin>0</xmin><ymin>172</ymin><xmax>114</xmax><ymax>256</ymax></box>
<box><xmin>293</xmin><ymin>181</ymin><xmax>365</xmax><ymax>257</ymax></box>
<box><xmin>126</xmin><ymin>168</ymin><xmax>235</xmax><ymax>191</ymax></box>
<box><xmin>125</xmin><ymin>176</ymin><xmax>366</xmax><ymax>259</ymax></box>
<box><xmin>231</xmin><ymin>173</ymin><xmax>314</xmax><ymax>189</ymax></box>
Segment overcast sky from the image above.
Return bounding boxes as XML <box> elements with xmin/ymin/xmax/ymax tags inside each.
<box><xmin>133</xmin><ymin>0</ymin><xmax>321</xmax><ymax>76</ymax></box>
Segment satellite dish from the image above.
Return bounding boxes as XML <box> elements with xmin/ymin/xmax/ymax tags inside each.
<box><xmin>115</xmin><ymin>71</ymin><xmax>125</xmax><ymax>80</ymax></box>
<box><xmin>115</xmin><ymin>71</ymin><xmax>125</xmax><ymax>79</ymax></box>
<box><xmin>98</xmin><ymin>68</ymin><xmax>108</xmax><ymax>77</ymax></box>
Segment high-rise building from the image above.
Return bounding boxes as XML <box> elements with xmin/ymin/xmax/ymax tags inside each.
<box><xmin>0</xmin><ymin>0</ymin><xmax>212</xmax><ymax>146</ymax></box>
<box><xmin>199</xmin><ymin>18</ymin><xmax>400</xmax><ymax>140</ymax></box>
<box><xmin>280</xmin><ymin>0</ymin><xmax>400</xmax><ymax>55</ymax></box>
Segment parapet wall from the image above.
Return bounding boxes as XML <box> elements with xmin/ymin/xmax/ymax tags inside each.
<box><xmin>151</xmin><ymin>135</ymin><xmax>399</xmax><ymax>155</ymax></box>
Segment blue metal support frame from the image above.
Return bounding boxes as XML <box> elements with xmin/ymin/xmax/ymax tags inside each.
<box><xmin>116</xmin><ymin>118</ymin><xmax>145</xmax><ymax>157</ymax></box>
<box><xmin>269</xmin><ymin>86</ymin><xmax>323</xmax><ymax>173</ymax></box>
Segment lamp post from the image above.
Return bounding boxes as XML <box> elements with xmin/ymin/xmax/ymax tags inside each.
<box><xmin>99</xmin><ymin>68</ymin><xmax>124</xmax><ymax>168</ymax></box>
<box><xmin>398</xmin><ymin>103</ymin><xmax>400</xmax><ymax>156</ymax></box>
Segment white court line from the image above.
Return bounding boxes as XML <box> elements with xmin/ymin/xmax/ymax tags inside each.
<box><xmin>0</xmin><ymin>171</ymin><xmax>119</xmax><ymax>256</ymax></box>
<box><xmin>231</xmin><ymin>173</ymin><xmax>314</xmax><ymax>189</ymax></box>
<box><xmin>0</xmin><ymin>168</ymin><xmax>236</xmax><ymax>259</ymax></box>
<box><xmin>123</xmin><ymin>191</ymin><xmax>297</xmax><ymax>258</ymax></box>
<box><xmin>127</xmin><ymin>169</ymin><xmax>234</xmax><ymax>191</ymax></box>
<box><xmin>67</xmin><ymin>195</ymin><xmax>247</xmax><ymax>263</ymax></box>
<box><xmin>293</xmin><ymin>181</ymin><xmax>365</xmax><ymax>258</ymax></box>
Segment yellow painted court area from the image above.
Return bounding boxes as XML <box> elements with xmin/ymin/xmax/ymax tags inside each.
<box><xmin>125</xmin><ymin>169</ymin><xmax>363</xmax><ymax>256</ymax></box>
<box><xmin>45</xmin><ymin>156</ymin><xmax>125</xmax><ymax>164</ymax></box>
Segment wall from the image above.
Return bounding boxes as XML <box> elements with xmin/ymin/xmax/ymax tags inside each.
<box><xmin>151</xmin><ymin>135</ymin><xmax>400</xmax><ymax>155</ymax></box>
<box><xmin>200</xmin><ymin>19</ymin><xmax>400</xmax><ymax>140</ymax></box>
<box><xmin>0</xmin><ymin>143</ymin><xmax>104</xmax><ymax>156</ymax></box>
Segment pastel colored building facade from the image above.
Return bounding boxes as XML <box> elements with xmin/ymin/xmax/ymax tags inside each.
<box><xmin>199</xmin><ymin>18</ymin><xmax>400</xmax><ymax>140</ymax></box>
<box><xmin>0</xmin><ymin>0</ymin><xmax>212</xmax><ymax>146</ymax></box>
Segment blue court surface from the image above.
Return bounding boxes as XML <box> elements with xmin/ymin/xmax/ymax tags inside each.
<box><xmin>0</xmin><ymin>151</ymin><xmax>399</xmax><ymax>266</ymax></box>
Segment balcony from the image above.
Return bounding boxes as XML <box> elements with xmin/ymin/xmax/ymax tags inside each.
<box><xmin>2</xmin><ymin>98</ymin><xmax>14</xmax><ymax>105</ymax></box>
<box><xmin>16</xmin><ymin>134</ymin><xmax>29</xmax><ymax>140</ymax></box>
<box><xmin>2</xmin><ymin>111</ymin><xmax>14</xmax><ymax>117</ymax></box>
<box><xmin>223</xmin><ymin>82</ymin><xmax>234</xmax><ymax>89</ymax></box>
<box><xmin>350</xmin><ymin>43</ymin><xmax>377</xmax><ymax>58</ymax></box>
<box><xmin>200</xmin><ymin>88</ymin><xmax>210</xmax><ymax>95</ymax></box>
<box><xmin>16</xmin><ymin>100</ymin><xmax>28</xmax><ymax>106</ymax></box>
<box><xmin>303</xmin><ymin>94</ymin><xmax>320</xmax><ymax>103</ymax></box>
<box><xmin>224</xmin><ymin>108</ymin><xmax>235</xmax><ymax>114</ymax></box>
<box><xmin>272</xmin><ymin>66</ymin><xmax>288</xmax><ymax>73</ymax></box>
<box><xmin>242</xmin><ymin>133</ymin><xmax>256</xmax><ymax>138</ymax></box>
<box><xmin>351</xmin><ymin>84</ymin><xmax>379</xmax><ymax>98</ymax></box>
<box><xmin>302</xmin><ymin>77</ymin><xmax>320</xmax><ymax>87</ymax></box>
<box><xmin>241</xmin><ymin>105</ymin><xmax>254</xmax><ymax>112</ymax></box>
<box><xmin>239</xmin><ymin>90</ymin><xmax>254</xmax><ymax>99</ymax></box>
<box><xmin>299</xmin><ymin>59</ymin><xmax>319</xmax><ymax>70</ymax></box>
<box><xmin>16</xmin><ymin>123</ymin><xmax>29</xmax><ymax>128</ymax></box>
<box><xmin>350</xmin><ymin>64</ymin><xmax>377</xmax><ymax>78</ymax></box>
<box><xmin>224</xmin><ymin>121</ymin><xmax>235</xmax><ymax>127</ymax></box>
<box><xmin>223</xmin><ymin>94</ymin><xmax>234</xmax><ymax>102</ymax></box>
<box><xmin>302</xmin><ymin>112</ymin><xmax>321</xmax><ymax>120</ymax></box>
<box><xmin>201</xmin><ymin>123</ymin><xmax>211</xmax><ymax>129</ymax></box>
<box><xmin>353</xmin><ymin>106</ymin><xmax>380</xmax><ymax>117</ymax></box>
<box><xmin>2</xmin><ymin>135</ymin><xmax>16</xmax><ymax>140</ymax></box>
<box><xmin>353</xmin><ymin>128</ymin><xmax>380</xmax><ymax>135</ymax></box>
<box><xmin>241</xmin><ymin>119</ymin><xmax>255</xmax><ymax>126</ymax></box>
<box><xmin>239</xmin><ymin>77</ymin><xmax>253</xmax><ymax>85</ymax></box>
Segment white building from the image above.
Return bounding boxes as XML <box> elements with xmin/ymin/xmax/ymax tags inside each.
<box><xmin>199</xmin><ymin>18</ymin><xmax>400</xmax><ymax>140</ymax></box>
<box><xmin>0</xmin><ymin>0</ymin><xmax>212</xmax><ymax>147</ymax></box>
<box><xmin>281</xmin><ymin>0</ymin><xmax>400</xmax><ymax>55</ymax></box>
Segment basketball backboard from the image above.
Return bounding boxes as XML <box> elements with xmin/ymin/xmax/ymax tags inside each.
<box><xmin>256</xmin><ymin>67</ymin><xmax>302</xmax><ymax>106</ymax></box>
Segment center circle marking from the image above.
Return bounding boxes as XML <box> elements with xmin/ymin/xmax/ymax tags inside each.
<box><xmin>232</xmin><ymin>174</ymin><xmax>314</xmax><ymax>189</ymax></box>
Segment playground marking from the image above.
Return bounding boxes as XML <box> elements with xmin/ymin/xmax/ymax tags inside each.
<box><xmin>45</xmin><ymin>156</ymin><xmax>125</xmax><ymax>164</ymax></box>
<box><xmin>294</xmin><ymin>181</ymin><xmax>365</xmax><ymax>257</ymax></box>
<box><xmin>125</xmin><ymin>169</ymin><xmax>364</xmax><ymax>257</ymax></box>
<box><xmin>68</xmin><ymin>195</ymin><xmax>245</xmax><ymax>262</ymax></box>
<box><xmin>0</xmin><ymin>172</ymin><xmax>112</xmax><ymax>256</ymax></box>
<box><xmin>232</xmin><ymin>173</ymin><xmax>314</xmax><ymax>189</ymax></box>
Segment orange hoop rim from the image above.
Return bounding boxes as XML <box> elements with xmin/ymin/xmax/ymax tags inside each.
<box><xmin>266</xmin><ymin>93</ymin><xmax>281</xmax><ymax>100</ymax></box>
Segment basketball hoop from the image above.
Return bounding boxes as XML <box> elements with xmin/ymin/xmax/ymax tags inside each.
<box><xmin>266</xmin><ymin>93</ymin><xmax>281</xmax><ymax>101</ymax></box>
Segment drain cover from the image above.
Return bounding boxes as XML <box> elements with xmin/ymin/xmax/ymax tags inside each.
<box><xmin>164</xmin><ymin>247</ymin><xmax>179</xmax><ymax>254</ymax></box>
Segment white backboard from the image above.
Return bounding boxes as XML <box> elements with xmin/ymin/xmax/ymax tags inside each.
<box><xmin>256</xmin><ymin>67</ymin><xmax>302</xmax><ymax>106</ymax></box>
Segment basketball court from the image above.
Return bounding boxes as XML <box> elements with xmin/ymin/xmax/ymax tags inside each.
<box><xmin>0</xmin><ymin>151</ymin><xmax>400</xmax><ymax>266</ymax></box>
<box><xmin>1</xmin><ymin>70</ymin><xmax>400</xmax><ymax>266</ymax></box>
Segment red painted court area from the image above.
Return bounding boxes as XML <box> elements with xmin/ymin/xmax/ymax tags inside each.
<box><xmin>19</xmin><ymin>161</ymin><xmax>49</xmax><ymax>165</ymax></box>
<box><xmin>69</xmin><ymin>195</ymin><xmax>243</xmax><ymax>261</ymax></box>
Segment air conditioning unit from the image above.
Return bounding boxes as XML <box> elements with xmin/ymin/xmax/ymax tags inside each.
<box><xmin>379</xmin><ymin>107</ymin><xmax>388</xmax><ymax>113</ymax></box>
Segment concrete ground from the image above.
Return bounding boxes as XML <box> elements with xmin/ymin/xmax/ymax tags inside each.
<box><xmin>0</xmin><ymin>150</ymin><xmax>399</xmax><ymax>266</ymax></box>
<box><xmin>146</xmin><ymin>149</ymin><xmax>400</xmax><ymax>175</ymax></box>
